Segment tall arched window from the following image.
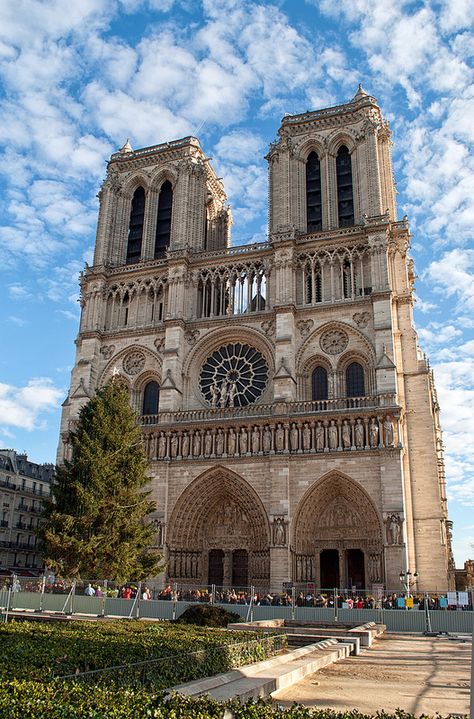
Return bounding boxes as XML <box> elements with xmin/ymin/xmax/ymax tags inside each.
<box><xmin>306</xmin><ymin>152</ymin><xmax>322</xmax><ymax>232</ymax></box>
<box><xmin>346</xmin><ymin>362</ymin><xmax>365</xmax><ymax>397</ymax></box>
<box><xmin>126</xmin><ymin>186</ymin><xmax>145</xmax><ymax>264</ymax></box>
<box><xmin>312</xmin><ymin>366</ymin><xmax>328</xmax><ymax>401</ymax></box>
<box><xmin>155</xmin><ymin>181</ymin><xmax>173</xmax><ymax>258</ymax></box>
<box><xmin>142</xmin><ymin>381</ymin><xmax>159</xmax><ymax>415</ymax></box>
<box><xmin>336</xmin><ymin>146</ymin><xmax>354</xmax><ymax>227</ymax></box>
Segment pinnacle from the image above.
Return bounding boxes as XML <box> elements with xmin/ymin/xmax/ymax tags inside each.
<box><xmin>119</xmin><ymin>138</ymin><xmax>133</xmax><ymax>153</ymax></box>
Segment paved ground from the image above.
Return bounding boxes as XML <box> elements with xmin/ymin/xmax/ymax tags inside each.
<box><xmin>273</xmin><ymin>633</ymin><xmax>471</xmax><ymax>716</ymax></box>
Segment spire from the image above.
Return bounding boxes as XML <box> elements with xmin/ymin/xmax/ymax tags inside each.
<box><xmin>353</xmin><ymin>84</ymin><xmax>369</xmax><ymax>101</ymax></box>
<box><xmin>119</xmin><ymin>138</ymin><xmax>133</xmax><ymax>154</ymax></box>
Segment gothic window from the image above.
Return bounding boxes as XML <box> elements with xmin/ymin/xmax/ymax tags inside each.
<box><xmin>142</xmin><ymin>381</ymin><xmax>160</xmax><ymax>415</ymax></box>
<box><xmin>122</xmin><ymin>292</ymin><xmax>129</xmax><ymax>326</ymax></box>
<box><xmin>336</xmin><ymin>146</ymin><xmax>354</xmax><ymax>227</ymax></box>
<box><xmin>126</xmin><ymin>187</ymin><xmax>145</xmax><ymax>264</ymax></box>
<box><xmin>346</xmin><ymin>362</ymin><xmax>365</xmax><ymax>397</ymax></box>
<box><xmin>199</xmin><ymin>343</ymin><xmax>269</xmax><ymax>407</ymax></box>
<box><xmin>305</xmin><ymin>262</ymin><xmax>322</xmax><ymax>304</ymax></box>
<box><xmin>306</xmin><ymin>152</ymin><xmax>322</xmax><ymax>232</ymax></box>
<box><xmin>312</xmin><ymin>366</ymin><xmax>328</xmax><ymax>401</ymax></box>
<box><xmin>154</xmin><ymin>181</ymin><xmax>173</xmax><ymax>258</ymax></box>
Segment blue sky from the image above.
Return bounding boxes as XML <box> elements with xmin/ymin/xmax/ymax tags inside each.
<box><xmin>0</xmin><ymin>0</ymin><xmax>472</xmax><ymax>566</ymax></box>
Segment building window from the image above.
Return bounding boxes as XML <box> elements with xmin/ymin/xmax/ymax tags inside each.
<box><xmin>126</xmin><ymin>186</ymin><xmax>145</xmax><ymax>264</ymax></box>
<box><xmin>306</xmin><ymin>152</ymin><xmax>322</xmax><ymax>232</ymax></box>
<box><xmin>336</xmin><ymin>146</ymin><xmax>354</xmax><ymax>227</ymax></box>
<box><xmin>312</xmin><ymin>366</ymin><xmax>328</xmax><ymax>401</ymax></box>
<box><xmin>155</xmin><ymin>181</ymin><xmax>173</xmax><ymax>258</ymax></box>
<box><xmin>346</xmin><ymin>362</ymin><xmax>365</xmax><ymax>397</ymax></box>
<box><xmin>142</xmin><ymin>381</ymin><xmax>160</xmax><ymax>416</ymax></box>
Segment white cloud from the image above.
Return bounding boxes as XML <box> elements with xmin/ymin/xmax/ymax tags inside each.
<box><xmin>8</xmin><ymin>316</ymin><xmax>27</xmax><ymax>326</ymax></box>
<box><xmin>0</xmin><ymin>378</ymin><xmax>63</xmax><ymax>432</ymax></box>
<box><xmin>424</xmin><ymin>249</ymin><xmax>474</xmax><ymax>312</ymax></box>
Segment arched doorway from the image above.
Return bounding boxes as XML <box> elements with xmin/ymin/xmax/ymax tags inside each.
<box><xmin>167</xmin><ymin>467</ymin><xmax>270</xmax><ymax>588</ymax></box>
<box><xmin>293</xmin><ymin>472</ymin><xmax>383</xmax><ymax>589</ymax></box>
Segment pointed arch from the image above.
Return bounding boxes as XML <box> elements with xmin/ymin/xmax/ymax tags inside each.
<box><xmin>167</xmin><ymin>466</ymin><xmax>271</xmax><ymax>550</ymax></box>
<box><xmin>306</xmin><ymin>151</ymin><xmax>322</xmax><ymax>232</ymax></box>
<box><xmin>293</xmin><ymin>470</ymin><xmax>383</xmax><ymax>555</ymax></box>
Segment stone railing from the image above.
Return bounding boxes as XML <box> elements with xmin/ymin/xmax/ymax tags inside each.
<box><xmin>140</xmin><ymin>394</ymin><xmax>397</xmax><ymax>426</ymax></box>
<box><xmin>142</xmin><ymin>412</ymin><xmax>400</xmax><ymax>461</ymax></box>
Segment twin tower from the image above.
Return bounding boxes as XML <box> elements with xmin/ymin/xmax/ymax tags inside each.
<box><xmin>59</xmin><ymin>87</ymin><xmax>455</xmax><ymax>592</ymax></box>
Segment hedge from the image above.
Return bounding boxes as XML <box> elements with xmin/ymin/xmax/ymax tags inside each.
<box><xmin>0</xmin><ymin>684</ymin><xmax>442</xmax><ymax>719</ymax></box>
<box><xmin>0</xmin><ymin>619</ymin><xmax>285</xmax><ymax>687</ymax></box>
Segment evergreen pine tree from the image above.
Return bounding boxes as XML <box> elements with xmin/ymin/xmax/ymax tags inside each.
<box><xmin>38</xmin><ymin>381</ymin><xmax>162</xmax><ymax>582</ymax></box>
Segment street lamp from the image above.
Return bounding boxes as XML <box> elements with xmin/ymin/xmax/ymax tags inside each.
<box><xmin>399</xmin><ymin>570</ymin><xmax>418</xmax><ymax>598</ymax></box>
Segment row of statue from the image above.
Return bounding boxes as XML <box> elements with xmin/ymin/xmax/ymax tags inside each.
<box><xmin>146</xmin><ymin>416</ymin><xmax>396</xmax><ymax>459</ymax></box>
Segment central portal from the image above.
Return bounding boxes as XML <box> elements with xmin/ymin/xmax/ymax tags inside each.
<box><xmin>320</xmin><ymin>549</ymin><xmax>339</xmax><ymax>588</ymax></box>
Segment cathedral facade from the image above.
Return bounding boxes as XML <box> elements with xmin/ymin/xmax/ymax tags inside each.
<box><xmin>58</xmin><ymin>87</ymin><xmax>455</xmax><ymax>592</ymax></box>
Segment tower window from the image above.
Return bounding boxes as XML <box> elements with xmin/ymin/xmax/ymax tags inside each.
<box><xmin>142</xmin><ymin>381</ymin><xmax>160</xmax><ymax>415</ymax></box>
<box><xmin>155</xmin><ymin>181</ymin><xmax>173</xmax><ymax>258</ymax></box>
<box><xmin>306</xmin><ymin>152</ymin><xmax>322</xmax><ymax>232</ymax></box>
<box><xmin>126</xmin><ymin>187</ymin><xmax>145</xmax><ymax>264</ymax></box>
<box><xmin>346</xmin><ymin>362</ymin><xmax>365</xmax><ymax>397</ymax></box>
<box><xmin>312</xmin><ymin>366</ymin><xmax>328</xmax><ymax>401</ymax></box>
<box><xmin>336</xmin><ymin>146</ymin><xmax>354</xmax><ymax>227</ymax></box>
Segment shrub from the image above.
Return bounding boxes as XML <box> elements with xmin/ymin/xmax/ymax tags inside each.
<box><xmin>177</xmin><ymin>603</ymin><xmax>241</xmax><ymax>627</ymax></box>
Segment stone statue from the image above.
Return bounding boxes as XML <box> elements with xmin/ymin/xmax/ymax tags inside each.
<box><xmin>384</xmin><ymin>416</ymin><xmax>394</xmax><ymax>446</ymax></box>
<box><xmin>290</xmin><ymin>423</ymin><xmax>299</xmax><ymax>451</ymax></box>
<box><xmin>302</xmin><ymin>423</ymin><xmax>311</xmax><ymax>451</ymax></box>
<box><xmin>158</xmin><ymin>432</ymin><xmax>166</xmax><ymax>458</ymax></box>
<box><xmin>316</xmin><ymin>421</ymin><xmax>324</xmax><ymax>450</ymax></box>
<box><xmin>386</xmin><ymin>514</ymin><xmax>402</xmax><ymax>545</ymax></box>
<box><xmin>239</xmin><ymin>427</ymin><xmax>248</xmax><ymax>454</ymax></box>
<box><xmin>252</xmin><ymin>426</ymin><xmax>260</xmax><ymax>454</ymax></box>
<box><xmin>227</xmin><ymin>428</ymin><xmax>236</xmax><ymax>455</ymax></box>
<box><xmin>328</xmin><ymin>420</ymin><xmax>338</xmax><ymax>449</ymax></box>
<box><xmin>263</xmin><ymin>426</ymin><xmax>272</xmax><ymax>452</ymax></box>
<box><xmin>204</xmin><ymin>430</ymin><xmax>212</xmax><ymax>456</ymax></box>
<box><xmin>154</xmin><ymin>520</ymin><xmax>163</xmax><ymax>546</ymax></box>
<box><xmin>368</xmin><ymin>553</ymin><xmax>381</xmax><ymax>583</ymax></box>
<box><xmin>210</xmin><ymin>380</ymin><xmax>219</xmax><ymax>407</ymax></box>
<box><xmin>216</xmin><ymin>428</ymin><xmax>224</xmax><ymax>455</ymax></box>
<box><xmin>342</xmin><ymin>419</ymin><xmax>351</xmax><ymax>448</ymax></box>
<box><xmin>193</xmin><ymin>431</ymin><xmax>201</xmax><ymax>456</ymax></box>
<box><xmin>275</xmin><ymin>423</ymin><xmax>285</xmax><ymax>451</ymax></box>
<box><xmin>219</xmin><ymin>381</ymin><xmax>228</xmax><ymax>407</ymax></box>
<box><xmin>170</xmin><ymin>434</ymin><xmax>178</xmax><ymax>458</ymax></box>
<box><xmin>355</xmin><ymin>419</ymin><xmax>364</xmax><ymax>448</ymax></box>
<box><xmin>273</xmin><ymin>517</ymin><xmax>285</xmax><ymax>545</ymax></box>
<box><xmin>228</xmin><ymin>381</ymin><xmax>237</xmax><ymax>408</ymax></box>
<box><xmin>182</xmin><ymin>431</ymin><xmax>190</xmax><ymax>457</ymax></box>
<box><xmin>369</xmin><ymin>418</ymin><xmax>379</xmax><ymax>447</ymax></box>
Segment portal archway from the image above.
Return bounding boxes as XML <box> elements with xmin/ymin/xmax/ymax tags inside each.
<box><xmin>167</xmin><ymin>467</ymin><xmax>270</xmax><ymax>587</ymax></box>
<box><xmin>292</xmin><ymin>472</ymin><xmax>383</xmax><ymax>589</ymax></box>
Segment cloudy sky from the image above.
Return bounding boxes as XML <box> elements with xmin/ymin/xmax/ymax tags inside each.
<box><xmin>0</xmin><ymin>0</ymin><xmax>472</xmax><ymax>566</ymax></box>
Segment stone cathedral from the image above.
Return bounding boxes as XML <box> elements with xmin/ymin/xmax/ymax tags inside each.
<box><xmin>58</xmin><ymin>87</ymin><xmax>455</xmax><ymax>592</ymax></box>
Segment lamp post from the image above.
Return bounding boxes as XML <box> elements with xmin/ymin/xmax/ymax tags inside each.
<box><xmin>399</xmin><ymin>570</ymin><xmax>418</xmax><ymax>598</ymax></box>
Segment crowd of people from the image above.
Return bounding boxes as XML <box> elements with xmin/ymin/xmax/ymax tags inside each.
<box><xmin>2</xmin><ymin>578</ymin><xmax>471</xmax><ymax>611</ymax></box>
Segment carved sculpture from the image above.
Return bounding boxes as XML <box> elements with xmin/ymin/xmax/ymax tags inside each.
<box><xmin>342</xmin><ymin>419</ymin><xmax>351</xmax><ymax>448</ymax></box>
<box><xmin>384</xmin><ymin>416</ymin><xmax>394</xmax><ymax>446</ymax></box>
<box><xmin>328</xmin><ymin>420</ymin><xmax>338</xmax><ymax>449</ymax></box>
<box><xmin>273</xmin><ymin>517</ymin><xmax>286</xmax><ymax>545</ymax></box>
<box><xmin>355</xmin><ymin>419</ymin><xmax>364</xmax><ymax>448</ymax></box>
<box><xmin>386</xmin><ymin>514</ymin><xmax>402</xmax><ymax>545</ymax></box>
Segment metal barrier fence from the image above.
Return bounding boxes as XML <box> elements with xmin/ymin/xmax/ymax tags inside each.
<box><xmin>1</xmin><ymin>577</ymin><xmax>472</xmax><ymax>634</ymax></box>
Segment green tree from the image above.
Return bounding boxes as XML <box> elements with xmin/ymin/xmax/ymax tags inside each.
<box><xmin>38</xmin><ymin>381</ymin><xmax>162</xmax><ymax>582</ymax></box>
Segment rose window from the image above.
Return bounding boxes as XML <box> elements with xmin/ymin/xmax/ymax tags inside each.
<box><xmin>320</xmin><ymin>329</ymin><xmax>349</xmax><ymax>355</ymax></box>
<box><xmin>199</xmin><ymin>343</ymin><xmax>269</xmax><ymax>407</ymax></box>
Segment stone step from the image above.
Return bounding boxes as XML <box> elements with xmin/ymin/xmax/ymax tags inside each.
<box><xmin>172</xmin><ymin>638</ymin><xmax>354</xmax><ymax>702</ymax></box>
